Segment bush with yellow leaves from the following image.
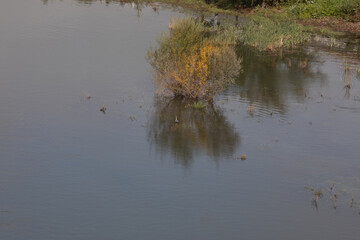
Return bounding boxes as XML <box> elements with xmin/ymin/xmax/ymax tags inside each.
<box><xmin>147</xmin><ymin>17</ymin><xmax>241</xmax><ymax>100</ymax></box>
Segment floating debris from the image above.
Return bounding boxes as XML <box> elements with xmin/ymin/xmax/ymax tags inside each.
<box><xmin>343</xmin><ymin>63</ymin><xmax>351</xmax><ymax>89</ymax></box>
<box><xmin>129</xmin><ymin>115</ymin><xmax>136</xmax><ymax>121</ymax></box>
<box><xmin>100</xmin><ymin>104</ymin><xmax>106</xmax><ymax>114</ymax></box>
<box><xmin>234</xmin><ymin>154</ymin><xmax>247</xmax><ymax>161</ymax></box>
<box><xmin>247</xmin><ymin>104</ymin><xmax>255</xmax><ymax>114</ymax></box>
<box><xmin>86</xmin><ymin>95</ymin><xmax>91</xmax><ymax>99</ymax></box>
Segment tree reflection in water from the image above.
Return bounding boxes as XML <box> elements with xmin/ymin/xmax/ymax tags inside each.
<box><xmin>73</xmin><ymin>0</ymin><xmax>162</xmax><ymax>15</ymax></box>
<box><xmin>232</xmin><ymin>46</ymin><xmax>327</xmax><ymax>114</ymax></box>
<box><xmin>147</xmin><ymin>97</ymin><xmax>240</xmax><ymax>168</ymax></box>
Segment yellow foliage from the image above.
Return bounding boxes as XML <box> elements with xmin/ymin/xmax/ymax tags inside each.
<box><xmin>168</xmin><ymin>41</ymin><xmax>216</xmax><ymax>99</ymax></box>
<box><xmin>147</xmin><ymin>17</ymin><xmax>241</xmax><ymax>100</ymax></box>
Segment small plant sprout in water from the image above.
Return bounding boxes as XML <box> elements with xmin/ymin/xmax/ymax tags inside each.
<box><xmin>305</xmin><ymin>186</ymin><xmax>323</xmax><ymax>209</ymax></box>
<box><xmin>306</xmin><ymin>183</ymin><xmax>360</xmax><ymax>212</ymax></box>
<box><xmin>314</xmin><ymin>189</ymin><xmax>323</xmax><ymax>198</ymax></box>
<box><xmin>343</xmin><ymin>60</ymin><xmax>351</xmax><ymax>89</ymax></box>
<box><xmin>100</xmin><ymin>104</ymin><xmax>106</xmax><ymax>114</ymax></box>
<box><xmin>330</xmin><ymin>183</ymin><xmax>338</xmax><ymax>209</ymax></box>
<box><xmin>312</xmin><ymin>189</ymin><xmax>323</xmax><ymax>209</ymax></box>
<box><xmin>129</xmin><ymin>115</ymin><xmax>136</xmax><ymax>121</ymax></box>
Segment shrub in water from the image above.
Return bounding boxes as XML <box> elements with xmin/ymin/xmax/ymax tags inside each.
<box><xmin>147</xmin><ymin>17</ymin><xmax>241</xmax><ymax>100</ymax></box>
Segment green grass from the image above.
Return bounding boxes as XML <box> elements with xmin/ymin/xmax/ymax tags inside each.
<box><xmin>239</xmin><ymin>14</ymin><xmax>311</xmax><ymax>51</ymax></box>
<box><xmin>83</xmin><ymin>0</ymin><xmax>360</xmax><ymax>39</ymax></box>
<box><xmin>289</xmin><ymin>0</ymin><xmax>360</xmax><ymax>20</ymax></box>
<box><xmin>305</xmin><ymin>25</ymin><xmax>347</xmax><ymax>38</ymax></box>
<box><xmin>87</xmin><ymin>0</ymin><xmax>358</xmax><ymax>51</ymax></box>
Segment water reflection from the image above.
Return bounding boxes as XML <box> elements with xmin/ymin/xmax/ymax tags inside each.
<box><xmin>73</xmin><ymin>0</ymin><xmax>161</xmax><ymax>15</ymax></box>
<box><xmin>233</xmin><ymin>46</ymin><xmax>327</xmax><ymax>113</ymax></box>
<box><xmin>147</xmin><ymin>97</ymin><xmax>240</xmax><ymax>168</ymax></box>
<box><xmin>75</xmin><ymin>0</ymin><xmax>133</xmax><ymax>5</ymax></box>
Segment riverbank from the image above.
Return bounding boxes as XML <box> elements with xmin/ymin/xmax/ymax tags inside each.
<box><xmin>133</xmin><ymin>0</ymin><xmax>360</xmax><ymax>36</ymax></box>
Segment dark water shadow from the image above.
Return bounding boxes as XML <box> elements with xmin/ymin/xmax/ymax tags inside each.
<box><xmin>147</xmin><ymin>97</ymin><xmax>240</xmax><ymax>168</ymax></box>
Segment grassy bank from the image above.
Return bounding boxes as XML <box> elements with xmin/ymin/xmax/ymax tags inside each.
<box><xmin>144</xmin><ymin>1</ymin><xmax>358</xmax><ymax>100</ymax></box>
<box><xmin>123</xmin><ymin>0</ymin><xmax>360</xmax><ymax>20</ymax></box>
<box><xmin>202</xmin><ymin>0</ymin><xmax>360</xmax><ymax>21</ymax></box>
<box><xmin>179</xmin><ymin>0</ymin><xmax>359</xmax><ymax>36</ymax></box>
<box><xmin>239</xmin><ymin>14</ymin><xmax>311</xmax><ymax>51</ymax></box>
<box><xmin>86</xmin><ymin>1</ymin><xmax>360</xmax><ymax>36</ymax></box>
<box><xmin>288</xmin><ymin>0</ymin><xmax>360</xmax><ymax>21</ymax></box>
<box><xmin>83</xmin><ymin>0</ymin><xmax>360</xmax><ymax>20</ymax></box>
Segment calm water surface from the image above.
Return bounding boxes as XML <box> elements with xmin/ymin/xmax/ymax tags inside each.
<box><xmin>0</xmin><ymin>1</ymin><xmax>359</xmax><ymax>239</ymax></box>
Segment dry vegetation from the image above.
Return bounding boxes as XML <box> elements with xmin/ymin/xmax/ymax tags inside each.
<box><xmin>147</xmin><ymin>17</ymin><xmax>241</xmax><ymax>100</ymax></box>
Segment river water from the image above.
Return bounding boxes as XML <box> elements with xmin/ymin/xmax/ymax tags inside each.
<box><xmin>0</xmin><ymin>1</ymin><xmax>359</xmax><ymax>239</ymax></box>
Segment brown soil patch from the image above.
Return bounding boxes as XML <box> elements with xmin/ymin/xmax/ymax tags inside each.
<box><xmin>300</xmin><ymin>17</ymin><xmax>360</xmax><ymax>37</ymax></box>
